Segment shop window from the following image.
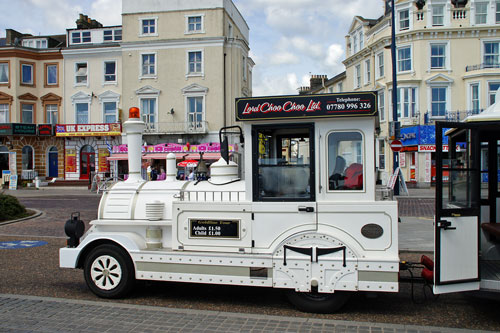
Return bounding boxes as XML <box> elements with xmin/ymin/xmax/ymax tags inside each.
<box><xmin>22</xmin><ymin>146</ymin><xmax>34</xmax><ymax>170</ymax></box>
<box><xmin>253</xmin><ymin>124</ymin><xmax>314</xmax><ymax>201</ymax></box>
<box><xmin>328</xmin><ymin>131</ymin><xmax>364</xmax><ymax>191</ymax></box>
<box><xmin>378</xmin><ymin>139</ymin><xmax>386</xmax><ymax>170</ymax></box>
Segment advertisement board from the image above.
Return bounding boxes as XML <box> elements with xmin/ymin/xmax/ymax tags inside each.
<box><xmin>12</xmin><ymin>123</ymin><xmax>36</xmax><ymax>135</ymax></box>
<box><xmin>65</xmin><ymin>149</ymin><xmax>77</xmax><ymax>173</ymax></box>
<box><xmin>236</xmin><ymin>92</ymin><xmax>377</xmax><ymax>121</ymax></box>
<box><xmin>56</xmin><ymin>123</ymin><xmax>121</xmax><ymax>137</ymax></box>
<box><xmin>98</xmin><ymin>148</ymin><xmax>110</xmax><ymax>173</ymax></box>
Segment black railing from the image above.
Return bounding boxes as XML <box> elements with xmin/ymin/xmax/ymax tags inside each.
<box><xmin>423</xmin><ymin>109</ymin><xmax>483</xmax><ymax>124</ymax></box>
<box><xmin>465</xmin><ymin>63</ymin><xmax>500</xmax><ymax>72</ymax></box>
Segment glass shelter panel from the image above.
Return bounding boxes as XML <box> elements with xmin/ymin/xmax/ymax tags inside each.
<box><xmin>441</xmin><ymin>129</ymin><xmax>477</xmax><ymax>209</ymax></box>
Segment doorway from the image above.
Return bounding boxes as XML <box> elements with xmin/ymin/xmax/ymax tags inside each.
<box><xmin>80</xmin><ymin>145</ymin><xmax>95</xmax><ymax>180</ymax></box>
<box><xmin>48</xmin><ymin>147</ymin><xmax>58</xmax><ymax>178</ymax></box>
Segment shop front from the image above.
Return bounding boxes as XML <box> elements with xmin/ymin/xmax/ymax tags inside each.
<box><xmin>56</xmin><ymin>123</ymin><xmax>122</xmax><ymax>180</ymax></box>
<box><xmin>108</xmin><ymin>142</ymin><xmax>238</xmax><ymax>180</ymax></box>
<box><xmin>399</xmin><ymin>125</ymin><xmax>466</xmax><ymax>187</ymax></box>
<box><xmin>0</xmin><ymin>123</ymin><xmax>64</xmax><ymax>183</ymax></box>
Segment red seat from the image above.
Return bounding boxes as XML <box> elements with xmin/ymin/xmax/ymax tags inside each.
<box><xmin>481</xmin><ymin>223</ymin><xmax>500</xmax><ymax>238</ymax></box>
<box><xmin>343</xmin><ymin>163</ymin><xmax>363</xmax><ymax>190</ymax></box>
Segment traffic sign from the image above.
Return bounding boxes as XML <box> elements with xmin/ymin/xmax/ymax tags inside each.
<box><xmin>390</xmin><ymin>140</ymin><xmax>403</xmax><ymax>152</ymax></box>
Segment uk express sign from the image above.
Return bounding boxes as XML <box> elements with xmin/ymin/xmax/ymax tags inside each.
<box><xmin>236</xmin><ymin>92</ymin><xmax>377</xmax><ymax>121</ymax></box>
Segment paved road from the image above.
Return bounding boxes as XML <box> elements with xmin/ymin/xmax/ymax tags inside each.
<box><xmin>0</xmin><ymin>294</ymin><xmax>491</xmax><ymax>333</ymax></box>
<box><xmin>1</xmin><ymin>188</ymin><xmax>499</xmax><ymax>332</ymax></box>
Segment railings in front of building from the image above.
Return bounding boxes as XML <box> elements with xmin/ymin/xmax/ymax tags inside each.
<box><xmin>143</xmin><ymin>121</ymin><xmax>208</xmax><ymax>134</ymax></box>
<box><xmin>466</xmin><ymin>63</ymin><xmax>500</xmax><ymax>72</ymax></box>
<box><xmin>423</xmin><ymin>109</ymin><xmax>482</xmax><ymax>124</ymax></box>
<box><xmin>452</xmin><ymin>8</ymin><xmax>468</xmax><ymax>20</ymax></box>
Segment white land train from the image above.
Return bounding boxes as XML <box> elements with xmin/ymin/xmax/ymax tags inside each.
<box><xmin>60</xmin><ymin>94</ymin><xmax>399</xmax><ymax>313</ymax></box>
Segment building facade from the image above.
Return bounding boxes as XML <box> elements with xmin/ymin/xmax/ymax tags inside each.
<box><xmin>120</xmin><ymin>0</ymin><xmax>252</xmax><ymax>150</ymax></box>
<box><xmin>311</xmin><ymin>0</ymin><xmax>500</xmax><ymax>187</ymax></box>
<box><xmin>0</xmin><ymin>29</ymin><xmax>65</xmax><ymax>182</ymax></box>
<box><xmin>61</xmin><ymin>15</ymin><xmax>123</xmax><ymax>181</ymax></box>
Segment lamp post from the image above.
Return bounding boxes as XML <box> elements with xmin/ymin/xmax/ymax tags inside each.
<box><xmin>390</xmin><ymin>0</ymin><xmax>400</xmax><ymax>195</ymax></box>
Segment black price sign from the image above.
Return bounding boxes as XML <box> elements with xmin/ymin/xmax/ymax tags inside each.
<box><xmin>236</xmin><ymin>92</ymin><xmax>377</xmax><ymax>121</ymax></box>
<box><xmin>190</xmin><ymin>219</ymin><xmax>240</xmax><ymax>239</ymax></box>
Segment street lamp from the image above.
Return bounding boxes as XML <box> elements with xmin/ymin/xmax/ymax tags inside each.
<box><xmin>390</xmin><ymin>0</ymin><xmax>400</xmax><ymax>195</ymax></box>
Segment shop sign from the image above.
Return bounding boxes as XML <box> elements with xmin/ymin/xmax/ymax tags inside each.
<box><xmin>113</xmin><ymin>142</ymin><xmax>236</xmax><ymax>154</ymax></box>
<box><xmin>12</xmin><ymin>123</ymin><xmax>36</xmax><ymax>135</ymax></box>
<box><xmin>38</xmin><ymin>124</ymin><xmax>53</xmax><ymax>136</ymax></box>
<box><xmin>236</xmin><ymin>92</ymin><xmax>377</xmax><ymax>121</ymax></box>
<box><xmin>98</xmin><ymin>148</ymin><xmax>110</xmax><ymax>173</ymax></box>
<box><xmin>0</xmin><ymin>124</ymin><xmax>13</xmax><ymax>135</ymax></box>
<box><xmin>56</xmin><ymin>123</ymin><xmax>122</xmax><ymax>137</ymax></box>
<box><xmin>399</xmin><ymin>152</ymin><xmax>406</xmax><ymax>168</ymax></box>
<box><xmin>65</xmin><ymin>149</ymin><xmax>77</xmax><ymax>173</ymax></box>
<box><xmin>418</xmin><ymin>144</ymin><xmax>462</xmax><ymax>152</ymax></box>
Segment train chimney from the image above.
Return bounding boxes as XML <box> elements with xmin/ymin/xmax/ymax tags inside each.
<box><xmin>124</xmin><ymin>107</ymin><xmax>145</xmax><ymax>183</ymax></box>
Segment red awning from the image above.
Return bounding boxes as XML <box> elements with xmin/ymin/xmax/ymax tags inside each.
<box><xmin>107</xmin><ymin>152</ymin><xmax>222</xmax><ymax>161</ymax></box>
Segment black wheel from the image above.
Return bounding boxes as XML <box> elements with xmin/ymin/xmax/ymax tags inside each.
<box><xmin>286</xmin><ymin>289</ymin><xmax>351</xmax><ymax>313</ymax></box>
<box><xmin>83</xmin><ymin>244</ymin><xmax>135</xmax><ymax>299</ymax></box>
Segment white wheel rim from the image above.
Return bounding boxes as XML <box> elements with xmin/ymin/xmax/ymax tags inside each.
<box><xmin>90</xmin><ymin>255</ymin><xmax>122</xmax><ymax>290</ymax></box>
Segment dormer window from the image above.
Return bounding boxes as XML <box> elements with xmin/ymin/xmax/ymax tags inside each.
<box><xmin>72</xmin><ymin>31</ymin><xmax>91</xmax><ymax>44</ymax></box>
<box><xmin>103</xmin><ymin>29</ymin><xmax>122</xmax><ymax>42</ymax></box>
<box><xmin>22</xmin><ymin>39</ymin><xmax>48</xmax><ymax>49</ymax></box>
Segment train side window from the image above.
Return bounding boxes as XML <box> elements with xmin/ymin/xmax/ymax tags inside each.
<box><xmin>252</xmin><ymin>124</ymin><xmax>315</xmax><ymax>201</ymax></box>
<box><xmin>328</xmin><ymin>131</ymin><xmax>364</xmax><ymax>191</ymax></box>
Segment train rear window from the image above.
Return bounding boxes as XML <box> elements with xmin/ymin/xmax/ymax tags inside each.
<box><xmin>252</xmin><ymin>124</ymin><xmax>315</xmax><ymax>201</ymax></box>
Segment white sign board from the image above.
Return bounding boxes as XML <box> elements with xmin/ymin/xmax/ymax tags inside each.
<box><xmin>9</xmin><ymin>174</ymin><xmax>17</xmax><ymax>190</ymax></box>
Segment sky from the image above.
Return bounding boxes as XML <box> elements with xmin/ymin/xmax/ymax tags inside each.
<box><xmin>0</xmin><ymin>0</ymin><xmax>385</xmax><ymax>96</ymax></box>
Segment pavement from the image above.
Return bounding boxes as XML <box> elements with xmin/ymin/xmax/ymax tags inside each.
<box><xmin>0</xmin><ymin>294</ymin><xmax>494</xmax><ymax>333</ymax></box>
<box><xmin>0</xmin><ymin>185</ymin><xmax>461</xmax><ymax>333</ymax></box>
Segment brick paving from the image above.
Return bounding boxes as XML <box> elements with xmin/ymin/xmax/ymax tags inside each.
<box><xmin>0</xmin><ymin>294</ymin><xmax>492</xmax><ymax>333</ymax></box>
<box><xmin>397</xmin><ymin>198</ymin><xmax>434</xmax><ymax>218</ymax></box>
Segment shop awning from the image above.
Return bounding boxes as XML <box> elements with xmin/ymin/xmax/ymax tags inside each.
<box><xmin>107</xmin><ymin>152</ymin><xmax>223</xmax><ymax>161</ymax></box>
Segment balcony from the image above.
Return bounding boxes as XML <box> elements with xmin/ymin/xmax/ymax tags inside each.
<box><xmin>466</xmin><ymin>63</ymin><xmax>500</xmax><ymax>72</ymax></box>
<box><xmin>423</xmin><ymin>109</ymin><xmax>483</xmax><ymax>124</ymax></box>
<box><xmin>143</xmin><ymin>121</ymin><xmax>208</xmax><ymax>135</ymax></box>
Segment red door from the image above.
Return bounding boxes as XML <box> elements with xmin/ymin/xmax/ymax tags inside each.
<box><xmin>80</xmin><ymin>145</ymin><xmax>95</xmax><ymax>180</ymax></box>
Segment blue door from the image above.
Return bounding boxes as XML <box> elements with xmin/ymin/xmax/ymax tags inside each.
<box><xmin>48</xmin><ymin>147</ymin><xmax>58</xmax><ymax>178</ymax></box>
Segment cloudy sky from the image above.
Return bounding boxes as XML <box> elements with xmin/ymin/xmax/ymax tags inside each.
<box><xmin>0</xmin><ymin>0</ymin><xmax>385</xmax><ymax>96</ymax></box>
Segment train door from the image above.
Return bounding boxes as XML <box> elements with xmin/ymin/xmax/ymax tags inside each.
<box><xmin>251</xmin><ymin>123</ymin><xmax>317</xmax><ymax>249</ymax></box>
<box><xmin>434</xmin><ymin>122</ymin><xmax>481</xmax><ymax>294</ymax></box>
